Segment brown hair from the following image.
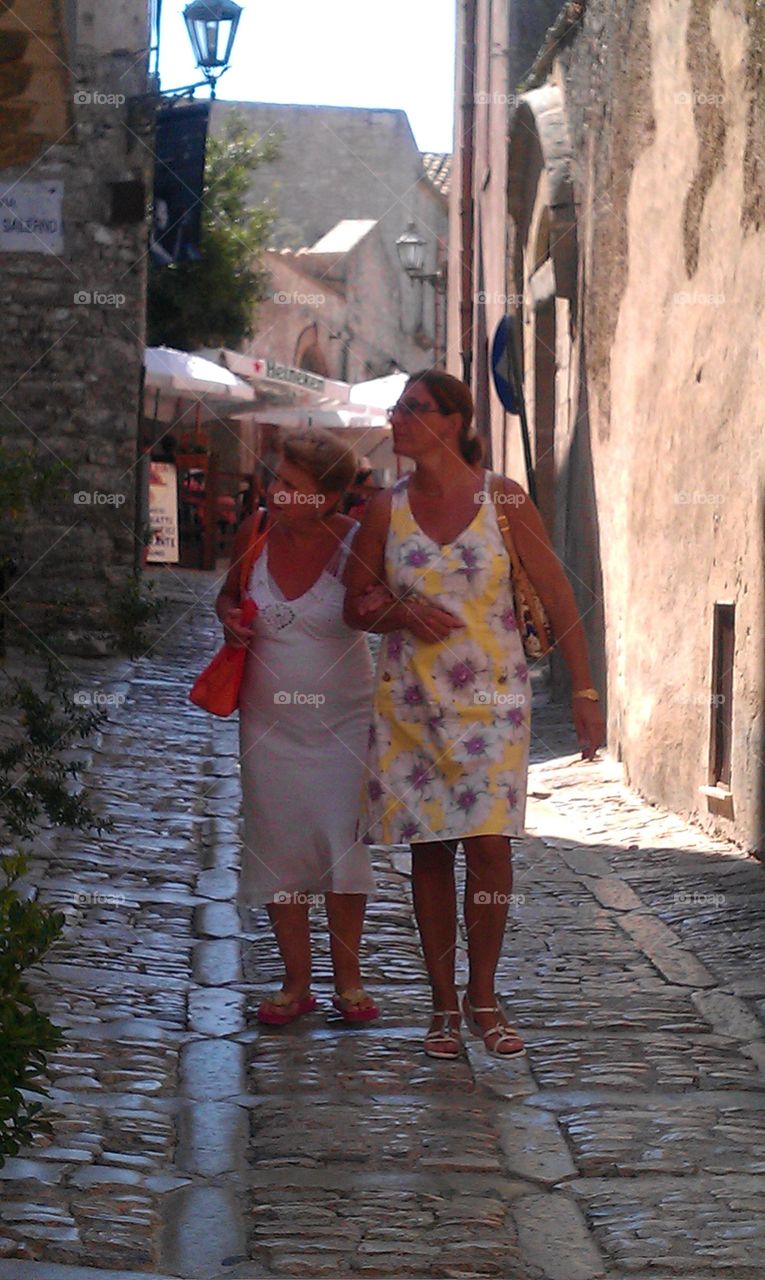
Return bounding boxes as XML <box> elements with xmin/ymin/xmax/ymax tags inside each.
<box><xmin>405</xmin><ymin>369</ymin><xmax>483</xmax><ymax>465</ymax></box>
<box><xmin>281</xmin><ymin>427</ymin><xmax>357</xmax><ymax>493</ymax></box>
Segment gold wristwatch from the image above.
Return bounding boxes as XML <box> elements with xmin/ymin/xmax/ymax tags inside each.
<box><xmin>572</xmin><ymin>687</ymin><xmax>600</xmax><ymax>701</ymax></box>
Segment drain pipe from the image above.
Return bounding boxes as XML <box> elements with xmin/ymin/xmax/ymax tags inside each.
<box><xmin>459</xmin><ymin>0</ymin><xmax>477</xmax><ymax>386</ymax></box>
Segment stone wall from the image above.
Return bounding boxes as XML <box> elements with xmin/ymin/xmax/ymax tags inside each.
<box><xmin>210</xmin><ymin>101</ymin><xmax>447</xmax><ymax>367</ymax></box>
<box><xmin>0</xmin><ymin>0</ymin><xmax>153</xmax><ymax>651</ymax></box>
<box><xmin>210</xmin><ymin>102</ymin><xmax>444</xmax><ymax>249</ymax></box>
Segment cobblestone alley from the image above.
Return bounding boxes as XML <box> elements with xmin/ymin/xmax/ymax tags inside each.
<box><xmin>1</xmin><ymin>570</ymin><xmax>765</xmax><ymax>1280</ymax></box>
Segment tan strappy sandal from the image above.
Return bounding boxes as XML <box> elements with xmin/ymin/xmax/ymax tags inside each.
<box><xmin>461</xmin><ymin>992</ymin><xmax>525</xmax><ymax>1058</ymax></box>
<box><xmin>423</xmin><ymin>1010</ymin><xmax>463</xmax><ymax>1060</ymax></box>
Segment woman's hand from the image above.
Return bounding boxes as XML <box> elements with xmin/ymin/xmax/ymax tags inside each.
<box><xmin>222</xmin><ymin>606</ymin><xmax>255</xmax><ymax>649</ymax></box>
<box><xmin>572</xmin><ymin>699</ymin><xmax>606</xmax><ymax>761</ymax></box>
<box><xmin>356</xmin><ymin>583</ymin><xmax>396</xmax><ymax>617</ymax></box>
<box><xmin>353</xmin><ymin>581</ymin><xmax>464</xmax><ymax>643</ymax></box>
<box><xmin>403</xmin><ymin>598</ymin><xmax>465</xmax><ymax>644</ymax></box>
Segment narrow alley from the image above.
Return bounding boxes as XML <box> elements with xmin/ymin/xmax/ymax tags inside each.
<box><xmin>1</xmin><ymin>574</ymin><xmax>764</xmax><ymax>1280</ymax></box>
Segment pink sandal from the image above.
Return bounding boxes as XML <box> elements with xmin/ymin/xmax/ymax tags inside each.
<box><xmin>330</xmin><ymin>988</ymin><xmax>380</xmax><ymax>1023</ymax></box>
<box><xmin>257</xmin><ymin>991</ymin><xmax>317</xmax><ymax>1026</ymax></box>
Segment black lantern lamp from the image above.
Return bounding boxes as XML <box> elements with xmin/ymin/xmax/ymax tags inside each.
<box><xmin>148</xmin><ymin>0</ymin><xmax>243</xmax><ymax>99</ymax></box>
<box><xmin>184</xmin><ymin>0</ymin><xmax>242</xmax><ymax>94</ymax></box>
<box><xmin>154</xmin><ymin>0</ymin><xmax>243</xmax><ymax>98</ymax></box>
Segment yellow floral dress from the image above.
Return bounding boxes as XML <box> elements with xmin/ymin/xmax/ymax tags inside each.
<box><xmin>362</xmin><ymin>470</ymin><xmax>531</xmax><ymax>845</ymax></box>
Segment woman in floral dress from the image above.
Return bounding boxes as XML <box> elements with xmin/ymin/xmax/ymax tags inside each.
<box><xmin>345</xmin><ymin>370</ymin><xmax>604</xmax><ymax>1059</ymax></box>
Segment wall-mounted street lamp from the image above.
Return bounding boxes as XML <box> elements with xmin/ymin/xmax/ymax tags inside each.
<box><xmin>395</xmin><ymin>221</ymin><xmax>447</xmax><ymax>292</ymax></box>
<box><xmin>184</xmin><ymin>0</ymin><xmax>242</xmax><ymax>95</ymax></box>
<box><xmin>158</xmin><ymin>0</ymin><xmax>243</xmax><ymax>99</ymax></box>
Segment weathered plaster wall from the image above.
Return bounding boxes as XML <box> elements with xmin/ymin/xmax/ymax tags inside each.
<box><xmin>455</xmin><ymin>0</ymin><xmax>764</xmax><ymax>850</ymax></box>
<box><xmin>559</xmin><ymin>0</ymin><xmax>765</xmax><ymax>850</ymax></box>
<box><xmin>249</xmin><ymin>218</ymin><xmax>439</xmax><ymax>383</ymax></box>
<box><xmin>244</xmin><ymin>254</ymin><xmax>347</xmax><ymax>379</ymax></box>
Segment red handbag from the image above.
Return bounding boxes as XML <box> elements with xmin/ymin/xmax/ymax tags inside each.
<box><xmin>189</xmin><ymin>510</ymin><xmax>269</xmax><ymax>717</ymax></box>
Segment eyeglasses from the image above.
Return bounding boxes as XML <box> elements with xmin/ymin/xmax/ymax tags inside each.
<box><xmin>386</xmin><ymin>399</ymin><xmax>442</xmax><ymax>421</ymax></box>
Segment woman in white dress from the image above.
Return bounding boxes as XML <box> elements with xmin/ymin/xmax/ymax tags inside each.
<box><xmin>215</xmin><ymin>429</ymin><xmax>378</xmax><ymax>1027</ymax></box>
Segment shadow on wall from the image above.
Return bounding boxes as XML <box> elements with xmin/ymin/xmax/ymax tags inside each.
<box><xmin>759</xmin><ymin>485</ymin><xmax>765</xmax><ymax>860</ymax></box>
<box><xmin>553</xmin><ymin>323</ymin><xmax>607</xmax><ymax>727</ymax></box>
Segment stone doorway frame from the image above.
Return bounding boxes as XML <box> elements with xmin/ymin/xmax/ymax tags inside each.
<box><xmin>507</xmin><ymin>83</ymin><xmax>578</xmax><ymax>540</ymax></box>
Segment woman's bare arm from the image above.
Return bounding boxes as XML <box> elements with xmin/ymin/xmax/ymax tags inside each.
<box><xmin>214</xmin><ymin>513</ymin><xmax>266</xmax><ymax>646</ymax></box>
<box><xmin>343</xmin><ymin>491</ymin><xmax>406</xmax><ymax>632</ymax></box>
<box><xmin>500</xmin><ymin>477</ymin><xmax>594</xmax><ymax>691</ymax></box>
<box><xmin>343</xmin><ymin>490</ymin><xmax>465</xmax><ymax>641</ymax></box>
<box><xmin>215</xmin><ymin>513</ymin><xmax>259</xmax><ymax>619</ymax></box>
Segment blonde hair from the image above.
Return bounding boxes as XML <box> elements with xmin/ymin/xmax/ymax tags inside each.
<box><xmin>281</xmin><ymin>427</ymin><xmax>357</xmax><ymax>493</ymax></box>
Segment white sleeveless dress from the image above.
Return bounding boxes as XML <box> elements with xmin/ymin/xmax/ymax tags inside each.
<box><xmin>238</xmin><ymin>525</ymin><xmax>376</xmax><ymax>908</ymax></box>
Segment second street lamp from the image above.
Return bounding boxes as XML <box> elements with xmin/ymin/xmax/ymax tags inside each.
<box><xmin>396</xmin><ymin>220</ymin><xmax>446</xmax><ymax>291</ymax></box>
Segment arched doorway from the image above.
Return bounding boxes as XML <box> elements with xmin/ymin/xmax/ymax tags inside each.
<box><xmin>507</xmin><ymin>84</ymin><xmax>578</xmax><ymax>545</ymax></box>
<box><xmin>294</xmin><ymin>323</ymin><xmax>330</xmax><ymax>377</ymax></box>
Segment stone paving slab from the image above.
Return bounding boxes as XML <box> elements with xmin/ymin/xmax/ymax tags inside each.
<box><xmin>3</xmin><ymin>576</ymin><xmax>765</xmax><ymax>1279</ymax></box>
<box><xmin>0</xmin><ymin>1265</ymin><xmax>184</xmax><ymax>1280</ymax></box>
<box><xmin>566</xmin><ymin>1172</ymin><xmax>765</xmax><ymax>1275</ymax></box>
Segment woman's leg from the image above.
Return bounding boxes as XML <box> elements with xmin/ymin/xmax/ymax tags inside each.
<box><xmin>265</xmin><ymin>899</ymin><xmax>312</xmax><ymax>999</ymax></box>
<box><xmin>325</xmin><ymin>892</ymin><xmax>367</xmax><ymax>993</ymax></box>
<box><xmin>411</xmin><ymin>840</ymin><xmax>459</xmax><ymax>1014</ymax></box>
<box><xmin>462</xmin><ymin>835</ymin><xmax>520</xmax><ymax>1045</ymax></box>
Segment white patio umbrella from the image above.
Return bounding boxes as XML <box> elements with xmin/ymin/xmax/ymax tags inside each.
<box><xmin>143</xmin><ymin>346</ymin><xmax>256</xmax><ymax>424</ymax></box>
<box><xmin>349</xmin><ymin>371</ymin><xmax>408</xmax><ymax>411</ymax></box>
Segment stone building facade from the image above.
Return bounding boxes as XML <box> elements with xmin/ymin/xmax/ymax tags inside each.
<box><xmin>245</xmin><ymin>216</ymin><xmax>443</xmax><ymax>385</ymax></box>
<box><xmin>210</xmin><ymin>102</ymin><xmax>449</xmax><ymax>377</ymax></box>
<box><xmin>450</xmin><ymin>0</ymin><xmax>765</xmax><ymax>854</ymax></box>
<box><xmin>0</xmin><ymin>0</ymin><xmax>153</xmax><ymax>649</ymax></box>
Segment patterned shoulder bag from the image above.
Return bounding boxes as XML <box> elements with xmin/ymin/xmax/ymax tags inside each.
<box><xmin>489</xmin><ymin>474</ymin><xmax>554</xmax><ymax>661</ymax></box>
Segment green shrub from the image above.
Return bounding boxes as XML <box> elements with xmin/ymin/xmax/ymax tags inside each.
<box><xmin>105</xmin><ymin>574</ymin><xmax>164</xmax><ymax>659</ymax></box>
<box><xmin>0</xmin><ymin>851</ymin><xmax>65</xmax><ymax>1162</ymax></box>
<box><xmin>0</xmin><ymin>663</ymin><xmax>110</xmax><ymax>1166</ymax></box>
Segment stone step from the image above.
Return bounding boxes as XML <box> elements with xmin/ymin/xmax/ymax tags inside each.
<box><xmin>0</xmin><ymin>1264</ymin><xmax>182</xmax><ymax>1280</ymax></box>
